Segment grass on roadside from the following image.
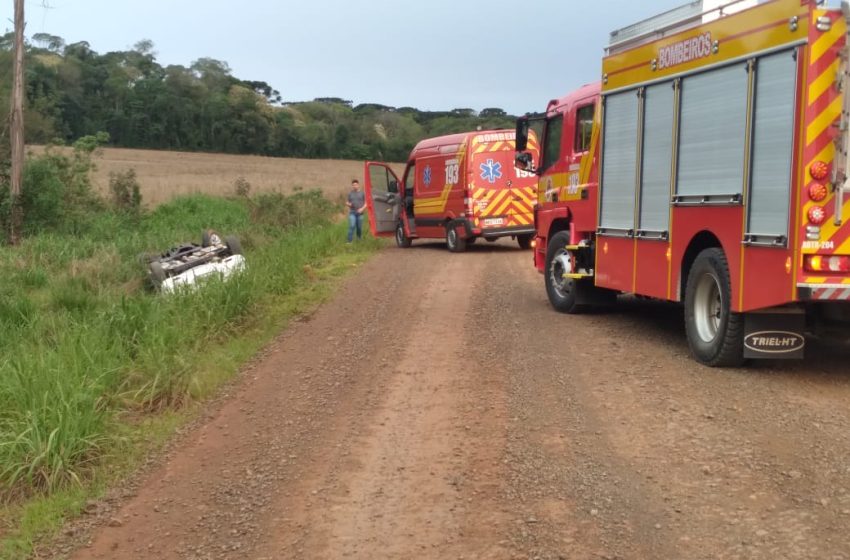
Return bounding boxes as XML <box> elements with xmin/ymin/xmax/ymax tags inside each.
<box><xmin>0</xmin><ymin>192</ymin><xmax>384</xmax><ymax>558</ymax></box>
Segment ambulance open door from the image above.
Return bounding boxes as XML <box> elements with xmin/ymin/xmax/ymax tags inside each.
<box><xmin>364</xmin><ymin>161</ymin><xmax>401</xmax><ymax>237</ymax></box>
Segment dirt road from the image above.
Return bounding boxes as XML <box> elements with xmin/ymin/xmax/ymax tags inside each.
<box><xmin>58</xmin><ymin>240</ymin><xmax>850</xmax><ymax>559</ymax></box>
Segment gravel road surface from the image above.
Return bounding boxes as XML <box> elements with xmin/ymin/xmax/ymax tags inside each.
<box><xmin>58</xmin><ymin>239</ymin><xmax>850</xmax><ymax>560</ymax></box>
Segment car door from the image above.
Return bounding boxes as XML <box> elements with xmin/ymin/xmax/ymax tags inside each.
<box><xmin>364</xmin><ymin>161</ymin><xmax>401</xmax><ymax>237</ymax></box>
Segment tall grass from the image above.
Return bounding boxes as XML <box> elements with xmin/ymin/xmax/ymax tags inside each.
<box><xmin>0</xmin><ymin>190</ymin><xmax>380</xmax><ymax>500</ymax></box>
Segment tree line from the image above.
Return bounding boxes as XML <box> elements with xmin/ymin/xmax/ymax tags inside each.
<box><xmin>0</xmin><ymin>33</ymin><xmax>518</xmax><ymax>162</ymax></box>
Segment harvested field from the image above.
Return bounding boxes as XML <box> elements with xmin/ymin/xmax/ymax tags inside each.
<box><xmin>27</xmin><ymin>146</ymin><xmax>403</xmax><ymax>207</ymax></box>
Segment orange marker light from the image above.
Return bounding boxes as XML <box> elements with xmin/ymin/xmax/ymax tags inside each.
<box><xmin>808</xmin><ymin>255</ymin><xmax>822</xmax><ymax>271</ymax></box>
<box><xmin>810</xmin><ymin>161</ymin><xmax>830</xmax><ymax>180</ymax></box>
<box><xmin>808</xmin><ymin>182</ymin><xmax>828</xmax><ymax>201</ymax></box>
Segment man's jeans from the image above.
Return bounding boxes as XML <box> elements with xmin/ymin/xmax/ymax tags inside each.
<box><xmin>348</xmin><ymin>212</ymin><xmax>363</xmax><ymax>242</ymax></box>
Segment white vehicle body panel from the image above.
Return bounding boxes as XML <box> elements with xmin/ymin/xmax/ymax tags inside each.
<box><xmin>161</xmin><ymin>254</ymin><xmax>246</xmax><ymax>294</ymax></box>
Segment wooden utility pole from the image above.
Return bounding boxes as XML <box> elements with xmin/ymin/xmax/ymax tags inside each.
<box><xmin>9</xmin><ymin>0</ymin><xmax>25</xmax><ymax>245</ymax></box>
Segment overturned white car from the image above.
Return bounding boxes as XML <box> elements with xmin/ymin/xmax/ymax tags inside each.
<box><xmin>146</xmin><ymin>230</ymin><xmax>246</xmax><ymax>294</ymax></box>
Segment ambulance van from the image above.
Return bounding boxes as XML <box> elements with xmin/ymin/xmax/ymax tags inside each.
<box><xmin>364</xmin><ymin>129</ymin><xmax>539</xmax><ymax>252</ymax></box>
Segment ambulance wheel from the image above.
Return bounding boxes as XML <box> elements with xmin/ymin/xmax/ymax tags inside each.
<box><xmin>684</xmin><ymin>248</ymin><xmax>745</xmax><ymax>367</ymax></box>
<box><xmin>545</xmin><ymin>231</ymin><xmax>581</xmax><ymax>313</ymax></box>
<box><xmin>395</xmin><ymin>222</ymin><xmax>411</xmax><ymax>248</ymax></box>
<box><xmin>517</xmin><ymin>234</ymin><xmax>533</xmax><ymax>250</ymax></box>
<box><xmin>446</xmin><ymin>223</ymin><xmax>467</xmax><ymax>253</ymax></box>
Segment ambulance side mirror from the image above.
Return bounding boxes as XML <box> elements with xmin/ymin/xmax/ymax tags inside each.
<box><xmin>388</xmin><ymin>180</ymin><xmax>398</xmax><ymax>194</ymax></box>
<box><xmin>515</xmin><ymin>152</ymin><xmax>535</xmax><ymax>173</ymax></box>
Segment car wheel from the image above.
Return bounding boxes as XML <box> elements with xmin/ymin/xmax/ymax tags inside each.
<box><xmin>225</xmin><ymin>235</ymin><xmax>243</xmax><ymax>256</ymax></box>
<box><xmin>446</xmin><ymin>223</ymin><xmax>467</xmax><ymax>253</ymax></box>
<box><xmin>395</xmin><ymin>222</ymin><xmax>412</xmax><ymax>248</ymax></box>
<box><xmin>149</xmin><ymin>261</ymin><xmax>167</xmax><ymax>287</ymax></box>
<box><xmin>684</xmin><ymin>248</ymin><xmax>745</xmax><ymax>367</ymax></box>
<box><xmin>202</xmin><ymin>229</ymin><xmax>222</xmax><ymax>247</ymax></box>
<box><xmin>517</xmin><ymin>234</ymin><xmax>533</xmax><ymax>250</ymax></box>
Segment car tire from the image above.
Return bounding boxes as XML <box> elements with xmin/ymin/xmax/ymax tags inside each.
<box><xmin>202</xmin><ymin>229</ymin><xmax>221</xmax><ymax>247</ymax></box>
<box><xmin>149</xmin><ymin>261</ymin><xmax>167</xmax><ymax>287</ymax></box>
<box><xmin>225</xmin><ymin>235</ymin><xmax>243</xmax><ymax>256</ymax></box>
<box><xmin>684</xmin><ymin>248</ymin><xmax>745</xmax><ymax>367</ymax></box>
<box><xmin>395</xmin><ymin>222</ymin><xmax>412</xmax><ymax>248</ymax></box>
<box><xmin>517</xmin><ymin>234</ymin><xmax>533</xmax><ymax>250</ymax></box>
<box><xmin>446</xmin><ymin>223</ymin><xmax>467</xmax><ymax>253</ymax></box>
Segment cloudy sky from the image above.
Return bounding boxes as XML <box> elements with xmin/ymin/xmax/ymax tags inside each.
<box><xmin>11</xmin><ymin>0</ymin><xmax>692</xmax><ymax>114</ymax></box>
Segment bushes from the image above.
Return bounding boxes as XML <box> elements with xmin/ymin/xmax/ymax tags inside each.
<box><xmin>0</xmin><ymin>134</ymin><xmax>110</xmax><ymax>240</ymax></box>
<box><xmin>19</xmin><ymin>157</ymin><xmax>66</xmax><ymax>233</ymax></box>
<box><xmin>109</xmin><ymin>169</ymin><xmax>142</xmax><ymax>215</ymax></box>
<box><xmin>249</xmin><ymin>189</ymin><xmax>336</xmax><ymax>230</ymax></box>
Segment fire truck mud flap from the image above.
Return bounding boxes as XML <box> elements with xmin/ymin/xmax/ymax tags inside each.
<box><xmin>574</xmin><ymin>281</ymin><xmax>617</xmax><ymax>306</ymax></box>
<box><xmin>743</xmin><ymin>309</ymin><xmax>805</xmax><ymax>360</ymax></box>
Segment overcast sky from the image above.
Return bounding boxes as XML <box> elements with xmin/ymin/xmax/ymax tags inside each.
<box><xmin>9</xmin><ymin>0</ymin><xmax>687</xmax><ymax>115</ymax></box>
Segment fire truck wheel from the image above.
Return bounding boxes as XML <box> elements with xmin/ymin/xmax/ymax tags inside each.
<box><xmin>446</xmin><ymin>223</ymin><xmax>467</xmax><ymax>253</ymax></box>
<box><xmin>684</xmin><ymin>248</ymin><xmax>745</xmax><ymax>367</ymax></box>
<box><xmin>545</xmin><ymin>231</ymin><xmax>581</xmax><ymax>313</ymax></box>
<box><xmin>517</xmin><ymin>234</ymin><xmax>533</xmax><ymax>250</ymax></box>
<box><xmin>395</xmin><ymin>222</ymin><xmax>412</xmax><ymax>248</ymax></box>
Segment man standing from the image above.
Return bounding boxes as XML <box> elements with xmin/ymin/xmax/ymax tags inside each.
<box><xmin>346</xmin><ymin>179</ymin><xmax>367</xmax><ymax>243</ymax></box>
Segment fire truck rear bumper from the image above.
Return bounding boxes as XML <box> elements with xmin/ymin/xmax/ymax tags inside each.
<box><xmin>797</xmin><ymin>284</ymin><xmax>850</xmax><ymax>301</ymax></box>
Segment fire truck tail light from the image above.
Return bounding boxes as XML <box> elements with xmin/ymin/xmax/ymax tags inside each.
<box><xmin>808</xmin><ymin>206</ymin><xmax>827</xmax><ymax>225</ymax></box>
<box><xmin>805</xmin><ymin>255</ymin><xmax>850</xmax><ymax>273</ymax></box>
<box><xmin>808</xmin><ymin>182</ymin><xmax>828</xmax><ymax>201</ymax></box>
<box><xmin>816</xmin><ymin>16</ymin><xmax>832</xmax><ymax>32</ymax></box>
<box><xmin>810</xmin><ymin>161</ymin><xmax>830</xmax><ymax>180</ymax></box>
<box><xmin>829</xmin><ymin>256</ymin><xmax>850</xmax><ymax>272</ymax></box>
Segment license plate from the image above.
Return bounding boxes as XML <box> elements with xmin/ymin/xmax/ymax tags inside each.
<box><xmin>483</xmin><ymin>217</ymin><xmax>504</xmax><ymax>226</ymax></box>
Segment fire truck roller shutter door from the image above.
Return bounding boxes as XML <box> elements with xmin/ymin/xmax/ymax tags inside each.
<box><xmin>747</xmin><ymin>49</ymin><xmax>797</xmax><ymax>240</ymax></box>
<box><xmin>677</xmin><ymin>62</ymin><xmax>748</xmax><ymax>199</ymax></box>
<box><xmin>639</xmin><ymin>82</ymin><xmax>675</xmax><ymax>234</ymax></box>
<box><xmin>600</xmin><ymin>90</ymin><xmax>640</xmax><ymax>231</ymax></box>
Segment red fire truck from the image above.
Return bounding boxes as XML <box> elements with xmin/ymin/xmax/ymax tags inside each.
<box><xmin>515</xmin><ymin>0</ymin><xmax>850</xmax><ymax>366</ymax></box>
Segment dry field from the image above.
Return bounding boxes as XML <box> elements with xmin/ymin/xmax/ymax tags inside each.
<box><xmin>28</xmin><ymin>146</ymin><xmax>403</xmax><ymax>207</ymax></box>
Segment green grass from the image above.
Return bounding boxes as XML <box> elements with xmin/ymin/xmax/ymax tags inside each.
<box><xmin>0</xmin><ymin>192</ymin><xmax>384</xmax><ymax>557</ymax></box>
